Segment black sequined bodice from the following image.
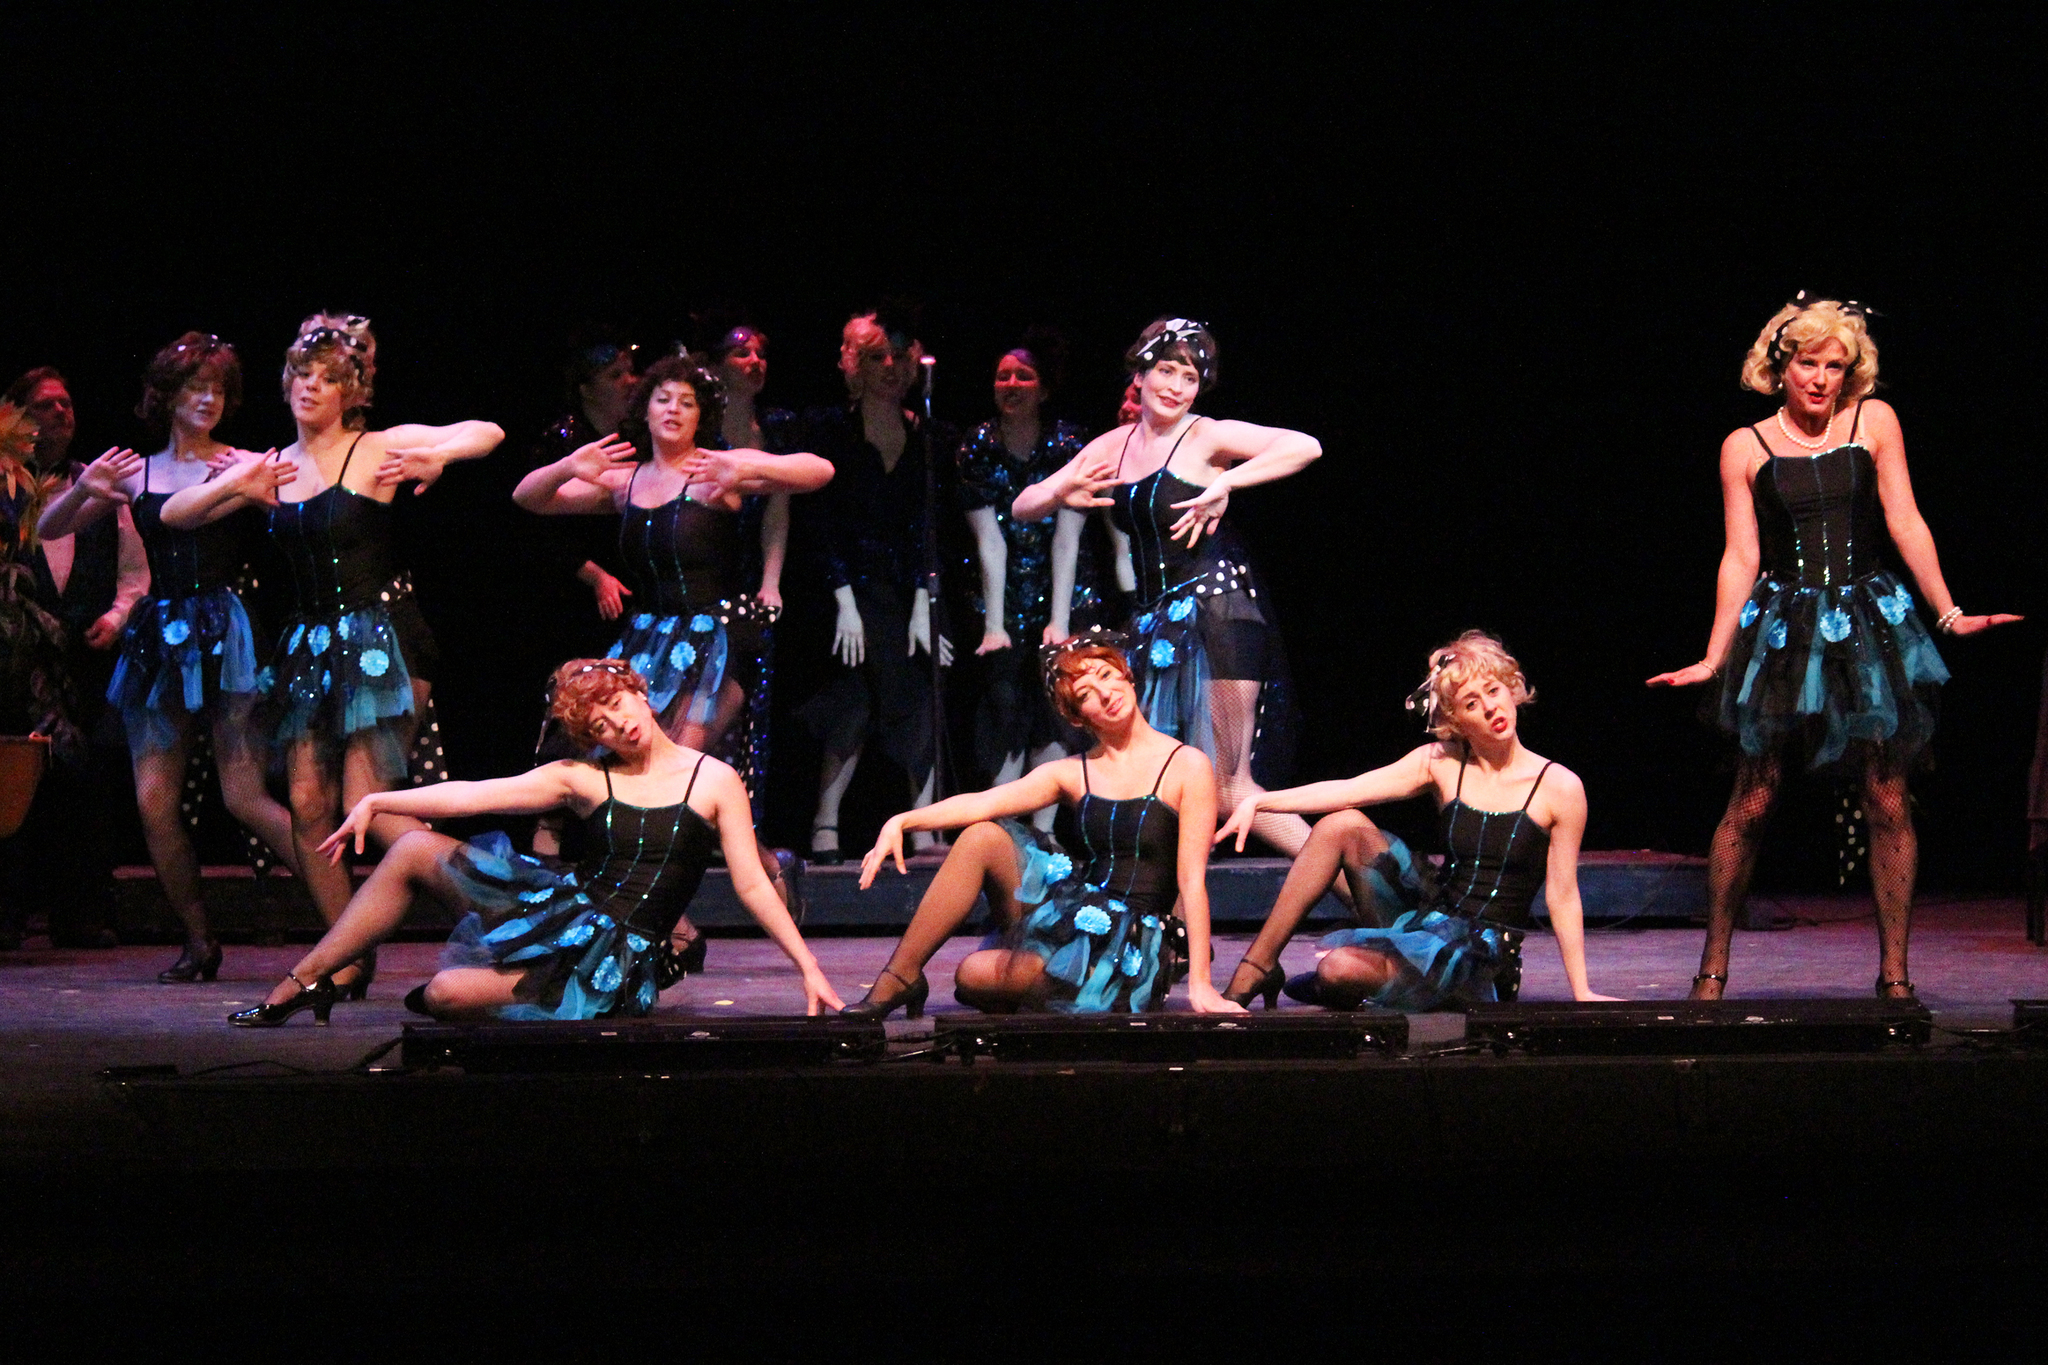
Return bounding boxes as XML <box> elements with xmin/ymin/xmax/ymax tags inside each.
<box><xmin>575</xmin><ymin>780</ymin><xmax>719</xmax><ymax>939</ymax></box>
<box><xmin>134</xmin><ymin>491</ymin><xmax>242</xmax><ymax>600</ymax></box>
<box><xmin>1072</xmin><ymin>748</ymin><xmax>1185</xmax><ymax>921</ymax></box>
<box><xmin>269</xmin><ymin>485</ymin><xmax>402</xmax><ymax>613</ymax></box>
<box><xmin>1435</xmin><ymin>759</ymin><xmax>1554</xmax><ymax>929</ymax></box>
<box><xmin>1751</xmin><ymin>443</ymin><xmax>1885</xmax><ymax>589</ymax></box>
<box><xmin>1110</xmin><ymin>466</ymin><xmax>1251</xmax><ymax>607</ymax></box>
<box><xmin>618</xmin><ymin>491</ymin><xmax>743</xmax><ymax>615</ymax></box>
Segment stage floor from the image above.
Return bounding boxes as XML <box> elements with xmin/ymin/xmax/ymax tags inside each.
<box><xmin>2</xmin><ymin>893</ymin><xmax>2041</xmax><ymax>1091</ymax></box>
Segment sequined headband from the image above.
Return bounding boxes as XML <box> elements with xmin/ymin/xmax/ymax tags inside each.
<box><xmin>1039</xmin><ymin>626</ymin><xmax>1132</xmax><ymax>697</ymax></box>
<box><xmin>1767</xmin><ymin>291</ymin><xmax>1877</xmax><ymax>369</ymax></box>
<box><xmin>543</xmin><ymin>659</ymin><xmax>641</xmax><ymax>704</ymax></box>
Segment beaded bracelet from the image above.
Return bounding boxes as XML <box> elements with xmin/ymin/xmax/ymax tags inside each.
<box><xmin>1936</xmin><ymin>606</ymin><xmax>1964</xmax><ymax>634</ymax></box>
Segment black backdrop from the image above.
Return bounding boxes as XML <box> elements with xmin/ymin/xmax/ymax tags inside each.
<box><xmin>7</xmin><ymin>11</ymin><xmax>2043</xmax><ymax>890</ymax></box>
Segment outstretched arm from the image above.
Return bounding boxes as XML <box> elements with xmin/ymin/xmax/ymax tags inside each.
<box><xmin>1215</xmin><ymin>745</ymin><xmax>1438</xmax><ymax>851</ymax></box>
<box><xmin>859</xmin><ymin>763</ymin><xmax>1072</xmax><ymax>886</ymax></box>
<box><xmin>1647</xmin><ymin>430</ymin><xmax>1763</xmax><ymax>686</ymax></box>
<box><xmin>1536</xmin><ymin>770</ymin><xmax>1615</xmax><ymax>1001</ymax></box>
<box><xmin>160</xmin><ymin>448</ymin><xmax>297</xmax><ymax>529</ymax></box>
<box><xmin>319</xmin><ymin>763</ymin><xmax>586</xmax><ymax>859</ymax></box>
<box><xmin>512</xmin><ymin>435</ymin><xmax>637</xmax><ymax>515</ymax></box>
<box><xmin>376</xmin><ymin>420</ymin><xmax>506</xmax><ymax>493</ymax></box>
<box><xmin>703</xmin><ymin>762</ymin><xmax>842</xmax><ymax>1013</ymax></box>
<box><xmin>1865</xmin><ymin>402</ymin><xmax>2022</xmax><ymax>636</ymax></box>
<box><xmin>1169</xmin><ymin>751</ymin><xmax>1241</xmax><ymax>1013</ymax></box>
<box><xmin>1012</xmin><ymin>429</ymin><xmax>1123</xmax><ymax>523</ymax></box>
<box><xmin>1166</xmin><ymin>419</ymin><xmax>1321</xmax><ymax>544</ymax></box>
<box><xmin>688</xmin><ymin>448</ymin><xmax>833</xmax><ymax>498</ymax></box>
<box><xmin>36</xmin><ymin>447</ymin><xmax>140</xmax><ymax>539</ymax></box>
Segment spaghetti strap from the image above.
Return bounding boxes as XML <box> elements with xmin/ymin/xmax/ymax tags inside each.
<box><xmin>682</xmin><ymin>753</ymin><xmax>708</xmax><ymax>803</ymax></box>
<box><xmin>1452</xmin><ymin>747</ymin><xmax>1469</xmax><ymax>803</ymax></box>
<box><xmin>600</xmin><ymin>761</ymin><xmax>614</xmax><ymax>802</ymax></box>
<box><xmin>1112</xmin><ymin>425</ymin><xmax>1137</xmax><ymax>480</ymax></box>
<box><xmin>1148</xmin><ymin>743</ymin><xmax>1186</xmax><ymax>797</ymax></box>
<box><xmin>1520</xmin><ymin>761</ymin><xmax>1555</xmax><ymax>811</ymax></box>
<box><xmin>1165</xmin><ymin>415</ymin><xmax>1203</xmax><ymax>465</ymax></box>
<box><xmin>1749</xmin><ymin>425</ymin><xmax>1777</xmax><ymax>460</ymax></box>
<box><xmin>624</xmin><ymin>460</ymin><xmax>639</xmax><ymax>503</ymax></box>
<box><xmin>1080</xmin><ymin>752</ymin><xmax>1092</xmax><ymax>794</ymax></box>
<box><xmin>335</xmin><ymin>431</ymin><xmax>367</xmax><ymax>482</ymax></box>
<box><xmin>1849</xmin><ymin>398</ymin><xmax>1867</xmax><ymax>446</ymax></box>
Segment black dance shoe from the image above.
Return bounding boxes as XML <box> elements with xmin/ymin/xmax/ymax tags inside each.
<box><xmin>1223</xmin><ymin>957</ymin><xmax>1285</xmax><ymax>1010</ymax></box>
<box><xmin>1875</xmin><ymin>976</ymin><xmax>1917</xmax><ymax>1000</ymax></box>
<box><xmin>808</xmin><ymin>825</ymin><xmax>844</xmax><ymax>866</ymax></box>
<box><xmin>840</xmin><ymin>966</ymin><xmax>928</xmax><ymax>1021</ymax></box>
<box><xmin>334</xmin><ymin>949</ymin><xmax>378</xmax><ymax>1002</ymax></box>
<box><xmin>159</xmin><ymin>939</ymin><xmax>223</xmax><ymax>984</ymax></box>
<box><xmin>228</xmin><ymin>974</ymin><xmax>337</xmax><ymax>1027</ymax></box>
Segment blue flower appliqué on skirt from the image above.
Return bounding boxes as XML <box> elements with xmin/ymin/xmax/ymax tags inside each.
<box><xmin>273</xmin><ymin>604</ymin><xmax>416</xmax><ymax>744</ymax></box>
<box><xmin>107</xmin><ymin>587</ymin><xmax>261</xmax><ymax>751</ymax></box>
<box><xmin>1717</xmin><ymin>568</ymin><xmax>1948</xmax><ymax>768</ymax></box>
<box><xmin>611</xmin><ymin>610</ymin><xmax>730</xmax><ymax>728</ymax></box>
<box><xmin>1000</xmin><ymin>821</ymin><xmax>1171</xmax><ymax>1013</ymax></box>
<box><xmin>1315</xmin><ymin>831</ymin><xmax>1509</xmax><ymax>1010</ymax></box>
<box><xmin>438</xmin><ymin>832</ymin><xmax>665</xmax><ymax>1020</ymax></box>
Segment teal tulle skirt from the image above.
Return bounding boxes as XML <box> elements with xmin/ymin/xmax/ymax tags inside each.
<box><xmin>438</xmin><ymin>832</ymin><xmax>666</xmax><ymax>1020</ymax></box>
<box><xmin>1003</xmin><ymin>820</ymin><xmax>1175</xmax><ymax>1013</ymax></box>
<box><xmin>1312</xmin><ymin>832</ymin><xmax>1514</xmax><ymax>1011</ymax></box>
<box><xmin>1717</xmin><ymin>568</ymin><xmax>1948</xmax><ymax>768</ymax></box>
<box><xmin>107</xmin><ymin>587</ymin><xmax>260</xmax><ymax>751</ymax></box>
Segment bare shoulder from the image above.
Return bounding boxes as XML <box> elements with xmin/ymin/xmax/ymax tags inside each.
<box><xmin>1531</xmin><ymin>758</ymin><xmax>1586</xmax><ymax>819</ymax></box>
<box><xmin>1857</xmin><ymin>398</ymin><xmax>1904</xmax><ymax>444</ymax></box>
<box><xmin>1077</xmin><ymin>426</ymin><xmax>1126</xmax><ymax>463</ymax></box>
<box><xmin>1720</xmin><ymin>425</ymin><xmax>1766</xmax><ymax>466</ymax></box>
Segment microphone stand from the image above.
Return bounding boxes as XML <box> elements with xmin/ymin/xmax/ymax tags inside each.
<box><xmin>919</xmin><ymin>354</ymin><xmax>949</xmax><ymax>806</ymax></box>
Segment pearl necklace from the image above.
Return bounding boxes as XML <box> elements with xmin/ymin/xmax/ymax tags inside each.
<box><xmin>1774</xmin><ymin>406</ymin><xmax>1834</xmax><ymax>451</ymax></box>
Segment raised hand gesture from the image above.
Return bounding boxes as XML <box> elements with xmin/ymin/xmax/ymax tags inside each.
<box><xmin>1168</xmin><ymin>479</ymin><xmax>1230</xmax><ymax>546</ymax></box>
<box><xmin>1060</xmin><ymin>454</ymin><xmax>1120</xmax><ymax>511</ymax></box>
<box><xmin>565</xmin><ymin>434</ymin><xmax>639</xmax><ymax>485</ymax></box>
<box><xmin>678</xmin><ymin>448</ymin><xmax>745</xmax><ymax>503</ymax></box>
<box><xmin>219</xmin><ymin>448</ymin><xmax>297</xmax><ymax>508</ymax></box>
<box><xmin>377</xmin><ymin>441</ymin><xmax>452</xmax><ymax>493</ymax></box>
<box><xmin>76</xmin><ymin>447</ymin><xmax>144</xmax><ymax>502</ymax></box>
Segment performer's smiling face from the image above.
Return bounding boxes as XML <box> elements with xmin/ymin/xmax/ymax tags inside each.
<box><xmin>1139</xmin><ymin>358</ymin><xmax>1200</xmax><ymax>421</ymax></box>
<box><xmin>993</xmin><ymin>355</ymin><xmax>1042</xmax><ymax>418</ymax></box>
<box><xmin>1068</xmin><ymin>658</ymin><xmax>1137</xmax><ymax>731</ymax></box>
<box><xmin>854</xmin><ymin>340</ymin><xmax>916</xmax><ymax>404</ymax></box>
<box><xmin>288</xmin><ymin>366</ymin><xmax>347</xmax><ymax>427</ymax></box>
<box><xmin>1783</xmin><ymin>337</ymin><xmax>1851</xmax><ymax>420</ymax></box>
<box><xmin>1448</xmin><ymin>674</ymin><xmax>1519</xmax><ymax>744</ymax></box>
<box><xmin>645</xmin><ymin>379</ymin><xmax>702</xmax><ymax>449</ymax></box>
<box><xmin>175</xmin><ymin>376</ymin><xmax>226</xmax><ymax>435</ymax></box>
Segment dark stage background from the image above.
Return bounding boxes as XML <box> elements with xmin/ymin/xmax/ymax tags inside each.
<box><xmin>6</xmin><ymin>12</ymin><xmax>2043</xmax><ymax>891</ymax></box>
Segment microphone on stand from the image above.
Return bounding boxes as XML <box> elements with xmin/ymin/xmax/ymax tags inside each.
<box><xmin>917</xmin><ymin>352</ymin><xmax>948</xmax><ymax>804</ymax></box>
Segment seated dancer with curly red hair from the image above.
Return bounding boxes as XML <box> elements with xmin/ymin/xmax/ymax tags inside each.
<box><xmin>228</xmin><ymin>659</ymin><xmax>841</xmax><ymax>1025</ymax></box>
<box><xmin>1216</xmin><ymin>633</ymin><xmax>1614</xmax><ymax>1010</ymax></box>
<box><xmin>843</xmin><ymin>632</ymin><xmax>1240</xmax><ymax>1018</ymax></box>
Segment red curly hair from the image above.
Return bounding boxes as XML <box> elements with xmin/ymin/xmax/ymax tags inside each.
<box><xmin>547</xmin><ymin>658</ymin><xmax>648</xmax><ymax>749</ymax></box>
<box><xmin>1047</xmin><ymin>643</ymin><xmax>1133</xmax><ymax>727</ymax></box>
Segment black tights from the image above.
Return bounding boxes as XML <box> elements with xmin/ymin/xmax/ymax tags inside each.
<box><xmin>1695</xmin><ymin>746</ymin><xmax>1916</xmax><ymax>998</ymax></box>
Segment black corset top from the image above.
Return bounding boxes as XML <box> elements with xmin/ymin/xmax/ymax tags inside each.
<box><xmin>576</xmin><ymin>756</ymin><xmax>719</xmax><ymax>938</ymax></box>
<box><xmin>1072</xmin><ymin>746</ymin><xmax>1185</xmax><ymax>921</ymax></box>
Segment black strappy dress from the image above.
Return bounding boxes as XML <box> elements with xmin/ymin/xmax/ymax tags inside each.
<box><xmin>107</xmin><ymin>458</ymin><xmax>262</xmax><ymax>750</ymax></box>
<box><xmin>1317</xmin><ymin>753</ymin><xmax>1556</xmax><ymax>1009</ymax></box>
<box><xmin>439</xmin><ymin>755</ymin><xmax>719</xmax><ymax>1019</ymax></box>
<box><xmin>1715</xmin><ymin>401</ymin><xmax>1948</xmax><ymax>769</ymax></box>
<box><xmin>1007</xmin><ymin>745</ymin><xmax>1187</xmax><ymax>1012</ymax></box>
<box><xmin>1107</xmin><ymin>418</ymin><xmax>1290</xmax><ymax>774</ymax></box>
<box><xmin>266</xmin><ymin>434</ymin><xmax>439</xmax><ymax>743</ymax></box>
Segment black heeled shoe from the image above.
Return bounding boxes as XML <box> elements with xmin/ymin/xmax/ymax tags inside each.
<box><xmin>334</xmin><ymin>949</ymin><xmax>378</xmax><ymax>1002</ymax></box>
<box><xmin>809</xmin><ymin>824</ymin><xmax>843</xmax><ymax>866</ymax></box>
<box><xmin>1690</xmin><ymin>971</ymin><xmax>1729</xmax><ymax>1000</ymax></box>
<box><xmin>840</xmin><ymin>966</ymin><xmax>928</xmax><ymax>1021</ymax></box>
<box><xmin>403</xmin><ymin>984</ymin><xmax>433</xmax><ymax>1016</ymax></box>
<box><xmin>228</xmin><ymin>973</ymin><xmax>337</xmax><ymax>1027</ymax></box>
<box><xmin>676</xmin><ymin>932</ymin><xmax>708</xmax><ymax>975</ymax></box>
<box><xmin>1223</xmin><ymin>957</ymin><xmax>1285</xmax><ymax>1010</ymax></box>
<box><xmin>1280</xmin><ymin>971</ymin><xmax>1365</xmax><ymax>1012</ymax></box>
<box><xmin>159</xmin><ymin>938</ymin><xmax>223</xmax><ymax>984</ymax></box>
<box><xmin>1875</xmin><ymin>976</ymin><xmax>1916</xmax><ymax>999</ymax></box>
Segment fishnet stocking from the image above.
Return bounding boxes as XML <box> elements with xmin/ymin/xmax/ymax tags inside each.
<box><xmin>1209</xmin><ymin>680</ymin><xmax>1315</xmax><ymax>857</ymax></box>
<box><xmin>1694</xmin><ymin>752</ymin><xmax>1783</xmax><ymax>999</ymax></box>
<box><xmin>1858</xmin><ymin>746</ymin><xmax>1916</xmax><ymax>994</ymax></box>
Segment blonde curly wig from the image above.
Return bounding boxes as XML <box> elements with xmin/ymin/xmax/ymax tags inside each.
<box><xmin>1740</xmin><ymin>295</ymin><xmax>1878</xmax><ymax>405</ymax></box>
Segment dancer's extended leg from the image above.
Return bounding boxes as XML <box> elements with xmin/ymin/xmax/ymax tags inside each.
<box><xmin>1693</xmin><ymin>751</ymin><xmax>1785</xmax><ymax>1000</ymax></box>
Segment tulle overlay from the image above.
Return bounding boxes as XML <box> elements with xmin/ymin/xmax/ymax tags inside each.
<box><xmin>1317</xmin><ymin>831</ymin><xmax>1513</xmax><ymax>1010</ymax></box>
<box><xmin>1127</xmin><ymin>562</ymin><xmax>1259</xmax><ymax>761</ymax></box>
<box><xmin>272</xmin><ymin>599</ymin><xmax>417</xmax><ymax>744</ymax></box>
<box><xmin>608</xmin><ymin>599</ymin><xmax>774</xmax><ymax>729</ymax></box>
<box><xmin>1716</xmin><ymin>569</ymin><xmax>1948</xmax><ymax>768</ymax></box>
<box><xmin>439</xmin><ymin>832</ymin><xmax>666</xmax><ymax>1020</ymax></box>
<box><xmin>107</xmin><ymin>588</ymin><xmax>260</xmax><ymax>750</ymax></box>
<box><xmin>1001</xmin><ymin>819</ymin><xmax>1173</xmax><ymax>1013</ymax></box>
